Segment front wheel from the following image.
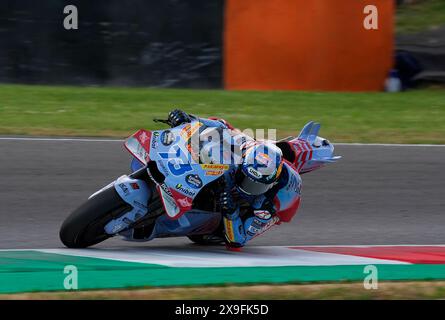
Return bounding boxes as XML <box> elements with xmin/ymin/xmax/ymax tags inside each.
<box><xmin>188</xmin><ymin>234</ymin><xmax>225</xmax><ymax>245</ymax></box>
<box><xmin>59</xmin><ymin>187</ymin><xmax>131</xmax><ymax>248</ymax></box>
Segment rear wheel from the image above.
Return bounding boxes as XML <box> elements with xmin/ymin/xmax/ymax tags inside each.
<box><xmin>59</xmin><ymin>187</ymin><xmax>131</xmax><ymax>248</ymax></box>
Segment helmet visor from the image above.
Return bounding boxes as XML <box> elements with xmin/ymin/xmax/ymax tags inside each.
<box><xmin>237</xmin><ymin>172</ymin><xmax>274</xmax><ymax>195</ymax></box>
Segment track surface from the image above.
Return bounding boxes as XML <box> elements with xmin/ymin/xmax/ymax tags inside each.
<box><xmin>0</xmin><ymin>139</ymin><xmax>444</xmax><ymax>249</ymax></box>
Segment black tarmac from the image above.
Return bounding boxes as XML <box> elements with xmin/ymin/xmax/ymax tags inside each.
<box><xmin>1</xmin><ymin>138</ymin><xmax>444</xmax><ymax>249</ymax></box>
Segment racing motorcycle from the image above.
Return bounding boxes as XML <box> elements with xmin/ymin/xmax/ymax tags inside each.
<box><xmin>59</xmin><ymin>119</ymin><xmax>340</xmax><ymax>248</ymax></box>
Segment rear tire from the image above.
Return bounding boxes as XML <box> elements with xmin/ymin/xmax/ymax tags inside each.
<box><xmin>59</xmin><ymin>187</ymin><xmax>131</xmax><ymax>248</ymax></box>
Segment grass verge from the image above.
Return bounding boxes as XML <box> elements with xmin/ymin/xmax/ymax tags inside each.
<box><xmin>2</xmin><ymin>281</ymin><xmax>445</xmax><ymax>300</ymax></box>
<box><xmin>0</xmin><ymin>85</ymin><xmax>444</xmax><ymax>143</ymax></box>
<box><xmin>397</xmin><ymin>0</ymin><xmax>445</xmax><ymax>33</ymax></box>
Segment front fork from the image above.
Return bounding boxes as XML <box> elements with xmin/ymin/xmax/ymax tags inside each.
<box><xmin>100</xmin><ymin>167</ymin><xmax>152</xmax><ymax>235</ymax></box>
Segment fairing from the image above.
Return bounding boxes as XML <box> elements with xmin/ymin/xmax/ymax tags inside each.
<box><xmin>124</xmin><ymin>121</ymin><xmax>234</xmax><ymax>219</ymax></box>
<box><xmin>122</xmin><ymin>120</ymin><xmax>340</xmax><ymax>227</ymax></box>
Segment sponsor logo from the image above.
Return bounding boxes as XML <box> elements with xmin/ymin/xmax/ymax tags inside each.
<box><xmin>247</xmin><ymin>225</ymin><xmax>260</xmax><ymax>234</ymax></box>
<box><xmin>111</xmin><ymin>223</ymin><xmax>126</xmax><ymax>233</ymax></box>
<box><xmin>200</xmin><ymin>164</ymin><xmax>230</xmax><ymax>171</ymax></box>
<box><xmin>180</xmin><ymin>122</ymin><xmax>203</xmax><ymax>141</ymax></box>
<box><xmin>247</xmin><ymin>167</ymin><xmax>262</xmax><ymax>178</ymax></box>
<box><xmin>224</xmin><ymin>218</ymin><xmax>235</xmax><ymax>242</ymax></box>
<box><xmin>151</xmin><ymin>132</ymin><xmax>160</xmax><ymax>149</ymax></box>
<box><xmin>185</xmin><ymin>174</ymin><xmax>203</xmax><ymax>189</ymax></box>
<box><xmin>159</xmin><ymin>183</ymin><xmax>173</xmax><ymax>198</ymax></box>
<box><xmin>163</xmin><ymin>193</ymin><xmax>177</xmax><ymax>209</ymax></box>
<box><xmin>139</xmin><ymin>131</ymin><xmax>149</xmax><ymax>144</ymax></box>
<box><xmin>247</xmin><ymin>216</ymin><xmax>279</xmax><ymax>238</ymax></box>
<box><xmin>130</xmin><ymin>182</ymin><xmax>140</xmax><ymax>190</ymax></box>
<box><xmin>134</xmin><ymin>141</ymin><xmax>149</xmax><ymax>162</ymax></box>
<box><xmin>254</xmin><ymin>210</ymin><xmax>271</xmax><ymax>220</ymax></box>
<box><xmin>287</xmin><ymin>174</ymin><xmax>301</xmax><ymax>194</ymax></box>
<box><xmin>251</xmin><ymin>219</ymin><xmax>264</xmax><ymax>229</ymax></box>
<box><xmin>177</xmin><ymin>197</ymin><xmax>192</xmax><ymax>207</ymax></box>
<box><xmin>276</xmin><ymin>162</ymin><xmax>283</xmax><ymax>178</ymax></box>
<box><xmin>118</xmin><ymin>183</ymin><xmax>129</xmax><ymax>195</ymax></box>
<box><xmin>185</xmin><ymin>142</ymin><xmax>200</xmax><ymax>163</ymax></box>
<box><xmin>246</xmin><ymin>230</ymin><xmax>256</xmax><ymax>237</ymax></box>
<box><xmin>205</xmin><ymin>170</ymin><xmax>224</xmax><ymax>176</ymax></box>
<box><xmin>159</xmin><ymin>185</ymin><xmax>179</xmax><ymax>216</ymax></box>
<box><xmin>180</xmin><ymin>125</ymin><xmax>191</xmax><ymax>140</ymax></box>
<box><xmin>175</xmin><ymin>183</ymin><xmax>196</xmax><ymax>197</ymax></box>
<box><xmin>256</xmin><ymin>153</ymin><xmax>271</xmax><ymax>165</ymax></box>
<box><xmin>257</xmin><ymin>215</ymin><xmax>280</xmax><ymax>235</ymax></box>
<box><xmin>123</xmin><ymin>217</ymin><xmax>133</xmax><ymax>225</ymax></box>
<box><xmin>161</xmin><ymin>130</ymin><xmax>175</xmax><ymax>146</ymax></box>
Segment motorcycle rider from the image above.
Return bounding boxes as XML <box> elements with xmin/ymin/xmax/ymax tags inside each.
<box><xmin>166</xmin><ymin>109</ymin><xmax>291</xmax><ymax>251</ymax></box>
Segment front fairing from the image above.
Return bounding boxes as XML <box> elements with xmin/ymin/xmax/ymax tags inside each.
<box><xmin>125</xmin><ymin>121</ymin><xmax>239</xmax><ymax>219</ymax></box>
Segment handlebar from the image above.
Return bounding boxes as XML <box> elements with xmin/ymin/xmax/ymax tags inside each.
<box><xmin>153</xmin><ymin>118</ymin><xmax>171</xmax><ymax>126</ymax></box>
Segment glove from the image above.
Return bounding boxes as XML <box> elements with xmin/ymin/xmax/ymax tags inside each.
<box><xmin>168</xmin><ymin>109</ymin><xmax>191</xmax><ymax>127</ymax></box>
<box><xmin>261</xmin><ymin>199</ymin><xmax>276</xmax><ymax>215</ymax></box>
<box><xmin>219</xmin><ymin>191</ymin><xmax>238</xmax><ymax>219</ymax></box>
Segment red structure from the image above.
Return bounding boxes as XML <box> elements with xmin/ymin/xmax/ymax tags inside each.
<box><xmin>224</xmin><ymin>0</ymin><xmax>394</xmax><ymax>91</ymax></box>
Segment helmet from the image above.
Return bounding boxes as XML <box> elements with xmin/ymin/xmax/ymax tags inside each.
<box><xmin>235</xmin><ymin>143</ymin><xmax>283</xmax><ymax>196</ymax></box>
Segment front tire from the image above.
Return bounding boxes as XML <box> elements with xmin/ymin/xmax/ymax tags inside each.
<box><xmin>188</xmin><ymin>234</ymin><xmax>225</xmax><ymax>245</ymax></box>
<box><xmin>59</xmin><ymin>187</ymin><xmax>131</xmax><ymax>248</ymax></box>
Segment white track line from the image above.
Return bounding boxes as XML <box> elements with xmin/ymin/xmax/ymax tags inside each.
<box><xmin>36</xmin><ymin>247</ymin><xmax>410</xmax><ymax>267</ymax></box>
<box><xmin>0</xmin><ymin>244</ymin><xmax>443</xmax><ymax>267</ymax></box>
<box><xmin>2</xmin><ymin>244</ymin><xmax>445</xmax><ymax>252</ymax></box>
<box><xmin>288</xmin><ymin>244</ymin><xmax>445</xmax><ymax>247</ymax></box>
<box><xmin>0</xmin><ymin>136</ymin><xmax>444</xmax><ymax>147</ymax></box>
<box><xmin>334</xmin><ymin>143</ymin><xmax>445</xmax><ymax>147</ymax></box>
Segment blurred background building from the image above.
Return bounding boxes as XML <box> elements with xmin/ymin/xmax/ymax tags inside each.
<box><xmin>0</xmin><ymin>0</ymin><xmax>443</xmax><ymax>90</ymax></box>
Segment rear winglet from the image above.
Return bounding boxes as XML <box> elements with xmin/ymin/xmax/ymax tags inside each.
<box><xmin>297</xmin><ymin>121</ymin><xmax>314</xmax><ymax>140</ymax></box>
<box><xmin>298</xmin><ymin>121</ymin><xmax>321</xmax><ymax>144</ymax></box>
<box><xmin>313</xmin><ymin>155</ymin><xmax>342</xmax><ymax>163</ymax></box>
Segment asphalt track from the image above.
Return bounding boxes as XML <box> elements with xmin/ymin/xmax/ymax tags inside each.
<box><xmin>0</xmin><ymin>138</ymin><xmax>444</xmax><ymax>249</ymax></box>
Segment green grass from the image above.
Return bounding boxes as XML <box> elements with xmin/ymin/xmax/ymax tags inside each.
<box><xmin>0</xmin><ymin>84</ymin><xmax>444</xmax><ymax>143</ymax></box>
<box><xmin>4</xmin><ymin>282</ymin><xmax>445</xmax><ymax>300</ymax></box>
<box><xmin>397</xmin><ymin>0</ymin><xmax>445</xmax><ymax>33</ymax></box>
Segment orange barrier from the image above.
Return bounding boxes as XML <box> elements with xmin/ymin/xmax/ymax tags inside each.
<box><xmin>224</xmin><ymin>0</ymin><xmax>394</xmax><ymax>91</ymax></box>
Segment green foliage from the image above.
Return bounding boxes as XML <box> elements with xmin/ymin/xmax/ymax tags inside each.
<box><xmin>0</xmin><ymin>85</ymin><xmax>444</xmax><ymax>143</ymax></box>
<box><xmin>397</xmin><ymin>0</ymin><xmax>445</xmax><ymax>33</ymax></box>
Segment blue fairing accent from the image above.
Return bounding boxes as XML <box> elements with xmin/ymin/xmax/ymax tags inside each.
<box><xmin>197</xmin><ymin>117</ymin><xmax>228</xmax><ymax>129</ymax></box>
<box><xmin>104</xmin><ymin>175</ymin><xmax>151</xmax><ymax>235</ymax></box>
<box><xmin>139</xmin><ymin>210</ymin><xmax>221</xmax><ymax>241</ymax></box>
<box><xmin>131</xmin><ymin>157</ymin><xmax>144</xmax><ymax>172</ymax></box>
